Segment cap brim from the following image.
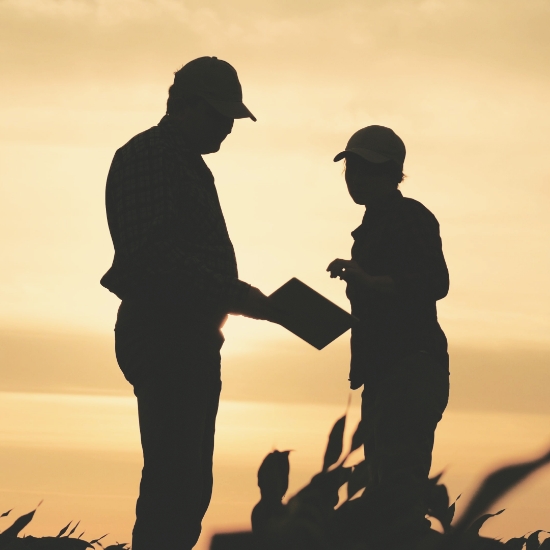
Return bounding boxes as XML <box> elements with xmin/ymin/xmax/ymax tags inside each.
<box><xmin>205</xmin><ymin>97</ymin><xmax>257</xmax><ymax>121</ymax></box>
<box><xmin>333</xmin><ymin>148</ymin><xmax>392</xmax><ymax>163</ymax></box>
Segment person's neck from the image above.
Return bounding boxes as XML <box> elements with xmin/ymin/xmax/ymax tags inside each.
<box><xmin>365</xmin><ymin>188</ymin><xmax>398</xmax><ymax>209</ymax></box>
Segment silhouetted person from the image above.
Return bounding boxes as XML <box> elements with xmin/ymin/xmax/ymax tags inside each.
<box><xmin>327</xmin><ymin>126</ymin><xmax>449</xmax><ymax>550</ymax></box>
<box><xmin>100</xmin><ymin>57</ymin><xmax>278</xmax><ymax>550</ymax></box>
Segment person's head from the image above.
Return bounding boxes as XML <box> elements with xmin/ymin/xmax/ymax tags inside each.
<box><xmin>334</xmin><ymin>126</ymin><xmax>406</xmax><ymax>206</ymax></box>
<box><xmin>167</xmin><ymin>56</ymin><xmax>256</xmax><ymax>154</ymax></box>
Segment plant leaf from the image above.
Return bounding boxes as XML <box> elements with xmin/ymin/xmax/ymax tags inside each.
<box><xmin>539</xmin><ymin>538</ymin><xmax>550</xmax><ymax>550</ymax></box>
<box><xmin>347</xmin><ymin>461</ymin><xmax>368</xmax><ymax>500</ymax></box>
<box><xmin>57</xmin><ymin>521</ymin><xmax>72</xmax><ymax>537</ymax></box>
<box><xmin>526</xmin><ymin>531</ymin><xmax>544</xmax><ymax>550</ymax></box>
<box><xmin>0</xmin><ymin>510</ymin><xmax>12</xmax><ymax>518</ymax></box>
<box><xmin>89</xmin><ymin>534</ymin><xmax>108</xmax><ymax>545</ymax></box>
<box><xmin>467</xmin><ymin>509</ymin><xmax>505</xmax><ymax>534</ymax></box>
<box><xmin>257</xmin><ymin>450</ymin><xmax>291</xmax><ymax>501</ymax></box>
<box><xmin>453</xmin><ymin>447</ymin><xmax>550</xmax><ymax>532</ymax></box>
<box><xmin>429</xmin><ymin>471</ymin><xmax>445</xmax><ymax>485</ymax></box>
<box><xmin>504</xmin><ymin>537</ymin><xmax>527</xmax><ymax>550</ymax></box>
<box><xmin>322</xmin><ymin>414</ymin><xmax>346</xmax><ymax>471</ymax></box>
<box><xmin>349</xmin><ymin>421</ymin><xmax>363</xmax><ymax>454</ymax></box>
<box><xmin>0</xmin><ymin>508</ymin><xmax>37</xmax><ymax>537</ymax></box>
<box><xmin>426</xmin><ymin>482</ymin><xmax>450</xmax><ymax>526</ymax></box>
<box><xmin>67</xmin><ymin>521</ymin><xmax>81</xmax><ymax>538</ymax></box>
<box><xmin>22</xmin><ymin>535</ymin><xmax>94</xmax><ymax>549</ymax></box>
<box><xmin>442</xmin><ymin>495</ymin><xmax>461</xmax><ymax>531</ymax></box>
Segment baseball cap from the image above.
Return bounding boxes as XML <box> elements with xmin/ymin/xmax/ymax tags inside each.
<box><xmin>334</xmin><ymin>125</ymin><xmax>406</xmax><ymax>166</ymax></box>
<box><xmin>171</xmin><ymin>56</ymin><xmax>256</xmax><ymax>121</ymax></box>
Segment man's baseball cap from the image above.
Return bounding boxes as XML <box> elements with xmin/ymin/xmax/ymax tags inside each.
<box><xmin>171</xmin><ymin>56</ymin><xmax>256</xmax><ymax>121</ymax></box>
<box><xmin>334</xmin><ymin>125</ymin><xmax>406</xmax><ymax>166</ymax></box>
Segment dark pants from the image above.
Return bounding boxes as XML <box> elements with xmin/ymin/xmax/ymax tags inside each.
<box><xmin>115</xmin><ymin>301</ymin><xmax>224</xmax><ymax>550</ymax></box>
<box><xmin>360</xmin><ymin>351</ymin><xmax>449</xmax><ymax>547</ymax></box>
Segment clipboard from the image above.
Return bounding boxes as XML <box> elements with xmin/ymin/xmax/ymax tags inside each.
<box><xmin>269</xmin><ymin>278</ymin><xmax>358</xmax><ymax>350</ymax></box>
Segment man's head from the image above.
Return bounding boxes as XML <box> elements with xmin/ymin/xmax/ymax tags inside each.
<box><xmin>334</xmin><ymin>126</ymin><xmax>406</xmax><ymax>206</ymax></box>
<box><xmin>167</xmin><ymin>56</ymin><xmax>256</xmax><ymax>154</ymax></box>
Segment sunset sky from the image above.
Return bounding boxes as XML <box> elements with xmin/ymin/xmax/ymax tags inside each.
<box><xmin>1</xmin><ymin>0</ymin><xmax>550</xmax><ymax>548</ymax></box>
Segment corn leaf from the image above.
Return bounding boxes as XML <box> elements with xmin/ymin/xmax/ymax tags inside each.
<box><xmin>467</xmin><ymin>509</ymin><xmax>505</xmax><ymax>534</ymax></box>
<box><xmin>426</xmin><ymin>482</ymin><xmax>450</xmax><ymax>527</ymax></box>
<box><xmin>104</xmin><ymin>544</ymin><xmax>129</xmax><ymax>550</ymax></box>
<box><xmin>526</xmin><ymin>531</ymin><xmax>544</xmax><ymax>550</ymax></box>
<box><xmin>21</xmin><ymin>536</ymin><xmax>94</xmax><ymax>549</ymax></box>
<box><xmin>429</xmin><ymin>471</ymin><xmax>446</xmax><ymax>486</ymax></box>
<box><xmin>347</xmin><ymin>461</ymin><xmax>368</xmax><ymax>500</ymax></box>
<box><xmin>349</xmin><ymin>421</ymin><xmax>363</xmax><ymax>454</ymax></box>
<box><xmin>442</xmin><ymin>495</ymin><xmax>461</xmax><ymax>531</ymax></box>
<box><xmin>257</xmin><ymin>450</ymin><xmax>291</xmax><ymax>501</ymax></box>
<box><xmin>67</xmin><ymin>521</ymin><xmax>80</xmax><ymax>538</ymax></box>
<box><xmin>504</xmin><ymin>537</ymin><xmax>527</xmax><ymax>550</ymax></box>
<box><xmin>0</xmin><ymin>510</ymin><xmax>12</xmax><ymax>518</ymax></box>
<box><xmin>453</xmin><ymin>448</ymin><xmax>550</xmax><ymax>532</ymax></box>
<box><xmin>57</xmin><ymin>521</ymin><xmax>72</xmax><ymax>537</ymax></box>
<box><xmin>0</xmin><ymin>508</ymin><xmax>37</xmax><ymax>537</ymax></box>
<box><xmin>322</xmin><ymin>414</ymin><xmax>346</xmax><ymax>471</ymax></box>
<box><xmin>89</xmin><ymin>533</ymin><xmax>108</xmax><ymax>545</ymax></box>
<box><xmin>539</xmin><ymin>538</ymin><xmax>550</xmax><ymax>550</ymax></box>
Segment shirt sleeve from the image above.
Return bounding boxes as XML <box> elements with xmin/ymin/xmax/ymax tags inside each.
<box><xmin>106</xmin><ymin>144</ymin><xmax>250</xmax><ymax>312</ymax></box>
<box><xmin>389</xmin><ymin>206</ymin><xmax>449</xmax><ymax>301</ymax></box>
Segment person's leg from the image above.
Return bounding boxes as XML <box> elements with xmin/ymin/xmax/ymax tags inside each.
<box><xmin>365</xmin><ymin>352</ymin><xmax>449</xmax><ymax>548</ymax></box>
<box><xmin>360</xmin><ymin>371</ymin><xmax>382</xmax><ymax>544</ymax></box>
<box><xmin>133</xmin><ymin>366</ymin><xmax>221</xmax><ymax>550</ymax></box>
<box><xmin>115</xmin><ymin>303</ymin><xmax>223</xmax><ymax>550</ymax></box>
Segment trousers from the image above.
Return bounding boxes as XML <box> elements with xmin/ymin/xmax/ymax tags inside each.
<box><xmin>360</xmin><ymin>351</ymin><xmax>450</xmax><ymax>547</ymax></box>
<box><xmin>115</xmin><ymin>301</ymin><xmax>225</xmax><ymax>550</ymax></box>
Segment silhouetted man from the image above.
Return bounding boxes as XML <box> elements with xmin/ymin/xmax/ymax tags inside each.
<box><xmin>328</xmin><ymin>126</ymin><xmax>449</xmax><ymax>550</ymax></box>
<box><xmin>101</xmin><ymin>57</ymin><xmax>277</xmax><ymax>550</ymax></box>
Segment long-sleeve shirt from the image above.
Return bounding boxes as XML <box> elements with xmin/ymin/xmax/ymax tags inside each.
<box><xmin>100</xmin><ymin>115</ymin><xmax>250</xmax><ymax>319</ymax></box>
<box><xmin>347</xmin><ymin>190</ymin><xmax>449</xmax><ymax>389</ymax></box>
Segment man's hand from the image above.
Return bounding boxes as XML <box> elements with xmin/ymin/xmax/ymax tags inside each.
<box><xmin>233</xmin><ymin>286</ymin><xmax>282</xmax><ymax>322</ymax></box>
<box><xmin>327</xmin><ymin>259</ymin><xmax>396</xmax><ymax>295</ymax></box>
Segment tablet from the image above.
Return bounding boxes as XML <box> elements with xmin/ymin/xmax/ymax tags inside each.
<box><xmin>269</xmin><ymin>278</ymin><xmax>358</xmax><ymax>350</ymax></box>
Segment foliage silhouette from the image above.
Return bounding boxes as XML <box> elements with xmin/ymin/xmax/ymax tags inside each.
<box><xmin>0</xmin><ymin>508</ymin><xmax>127</xmax><ymax>550</ymax></box>
<box><xmin>212</xmin><ymin>411</ymin><xmax>550</xmax><ymax>550</ymax></box>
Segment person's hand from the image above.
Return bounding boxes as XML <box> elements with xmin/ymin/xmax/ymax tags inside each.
<box><xmin>327</xmin><ymin>259</ymin><xmax>397</xmax><ymax>294</ymax></box>
<box><xmin>235</xmin><ymin>286</ymin><xmax>282</xmax><ymax>322</ymax></box>
<box><xmin>327</xmin><ymin>259</ymin><xmax>369</xmax><ymax>284</ymax></box>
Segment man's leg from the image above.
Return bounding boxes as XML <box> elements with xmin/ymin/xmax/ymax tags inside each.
<box><xmin>361</xmin><ymin>352</ymin><xmax>449</xmax><ymax>548</ymax></box>
<box><xmin>115</xmin><ymin>303</ymin><xmax>223</xmax><ymax>550</ymax></box>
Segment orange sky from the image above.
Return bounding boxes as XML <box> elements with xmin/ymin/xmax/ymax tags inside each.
<box><xmin>1</xmin><ymin>0</ymin><xmax>550</xmax><ymax>548</ymax></box>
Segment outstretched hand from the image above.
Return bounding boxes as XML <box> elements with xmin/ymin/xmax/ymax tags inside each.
<box><xmin>234</xmin><ymin>286</ymin><xmax>284</xmax><ymax>323</ymax></box>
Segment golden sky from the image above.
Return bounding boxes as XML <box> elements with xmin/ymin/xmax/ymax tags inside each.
<box><xmin>1</xmin><ymin>0</ymin><xmax>550</xmax><ymax>547</ymax></box>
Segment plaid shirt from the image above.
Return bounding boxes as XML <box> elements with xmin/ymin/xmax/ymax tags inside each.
<box><xmin>100</xmin><ymin>115</ymin><xmax>250</xmax><ymax>316</ymax></box>
<box><xmin>348</xmin><ymin>190</ymin><xmax>449</xmax><ymax>388</ymax></box>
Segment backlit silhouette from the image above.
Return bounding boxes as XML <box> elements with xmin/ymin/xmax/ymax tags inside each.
<box><xmin>100</xmin><ymin>56</ymin><xmax>279</xmax><ymax>550</ymax></box>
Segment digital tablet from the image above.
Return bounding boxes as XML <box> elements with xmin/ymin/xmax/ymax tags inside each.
<box><xmin>269</xmin><ymin>278</ymin><xmax>358</xmax><ymax>350</ymax></box>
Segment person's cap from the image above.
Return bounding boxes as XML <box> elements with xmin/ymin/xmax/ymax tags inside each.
<box><xmin>334</xmin><ymin>125</ymin><xmax>406</xmax><ymax>166</ymax></box>
<box><xmin>171</xmin><ymin>56</ymin><xmax>256</xmax><ymax>121</ymax></box>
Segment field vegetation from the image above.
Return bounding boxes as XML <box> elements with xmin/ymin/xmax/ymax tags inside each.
<box><xmin>212</xmin><ymin>413</ymin><xmax>550</xmax><ymax>550</ymax></box>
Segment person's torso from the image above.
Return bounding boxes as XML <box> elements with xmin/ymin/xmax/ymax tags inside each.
<box><xmin>348</xmin><ymin>193</ymin><xmax>447</xmax><ymax>370</ymax></box>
